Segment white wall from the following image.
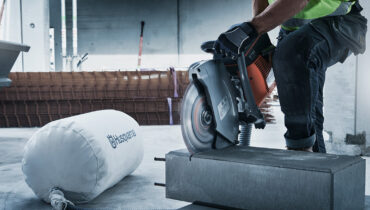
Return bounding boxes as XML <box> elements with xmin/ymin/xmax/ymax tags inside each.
<box><xmin>357</xmin><ymin>1</ymin><xmax>370</xmax><ymax>147</ymax></box>
<box><xmin>322</xmin><ymin>1</ymin><xmax>370</xmax><ymax>154</ymax></box>
<box><xmin>2</xmin><ymin>0</ymin><xmax>23</xmax><ymax>72</ymax></box>
<box><xmin>21</xmin><ymin>0</ymin><xmax>50</xmax><ymax>72</ymax></box>
<box><xmin>324</xmin><ymin>56</ymin><xmax>357</xmax><ymax>143</ymax></box>
<box><xmin>2</xmin><ymin>0</ymin><xmax>49</xmax><ymax>72</ymax></box>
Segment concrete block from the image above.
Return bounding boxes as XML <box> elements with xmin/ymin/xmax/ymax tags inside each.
<box><xmin>166</xmin><ymin>147</ymin><xmax>365</xmax><ymax>210</ymax></box>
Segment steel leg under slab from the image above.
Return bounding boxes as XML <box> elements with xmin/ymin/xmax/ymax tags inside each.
<box><xmin>166</xmin><ymin>147</ymin><xmax>365</xmax><ymax>210</ymax></box>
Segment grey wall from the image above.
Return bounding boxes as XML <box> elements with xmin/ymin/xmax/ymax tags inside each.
<box><xmin>51</xmin><ymin>0</ymin><xmax>178</xmax><ymax>70</ymax></box>
<box><xmin>178</xmin><ymin>0</ymin><xmax>251</xmax><ymax>65</ymax></box>
<box><xmin>50</xmin><ymin>0</ymin><xmax>252</xmax><ymax>70</ymax></box>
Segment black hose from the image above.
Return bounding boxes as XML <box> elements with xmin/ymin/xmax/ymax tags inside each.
<box><xmin>238</xmin><ymin>123</ymin><xmax>252</xmax><ymax>146</ymax></box>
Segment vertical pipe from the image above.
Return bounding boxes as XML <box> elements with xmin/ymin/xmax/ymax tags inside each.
<box><xmin>177</xmin><ymin>0</ymin><xmax>180</xmax><ymax>65</ymax></box>
<box><xmin>354</xmin><ymin>56</ymin><xmax>358</xmax><ymax>135</ymax></box>
<box><xmin>49</xmin><ymin>28</ymin><xmax>56</xmax><ymax>71</ymax></box>
<box><xmin>137</xmin><ymin>21</ymin><xmax>145</xmax><ymax>70</ymax></box>
<box><xmin>19</xmin><ymin>0</ymin><xmax>24</xmax><ymax>72</ymax></box>
<box><xmin>167</xmin><ymin>97</ymin><xmax>173</xmax><ymax>125</ymax></box>
<box><xmin>61</xmin><ymin>0</ymin><xmax>66</xmax><ymax>71</ymax></box>
<box><xmin>72</xmin><ymin>0</ymin><xmax>77</xmax><ymax>57</ymax></box>
<box><xmin>4</xmin><ymin>0</ymin><xmax>9</xmax><ymax>40</ymax></box>
<box><xmin>0</xmin><ymin>0</ymin><xmax>7</xmax><ymax>34</ymax></box>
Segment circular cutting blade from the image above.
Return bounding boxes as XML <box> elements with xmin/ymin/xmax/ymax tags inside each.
<box><xmin>181</xmin><ymin>82</ymin><xmax>216</xmax><ymax>154</ymax></box>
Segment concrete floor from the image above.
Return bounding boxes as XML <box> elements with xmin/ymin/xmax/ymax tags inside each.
<box><xmin>1</xmin><ymin>106</ymin><xmax>370</xmax><ymax>209</ymax></box>
<box><xmin>0</xmin><ymin>126</ymin><xmax>188</xmax><ymax>209</ymax></box>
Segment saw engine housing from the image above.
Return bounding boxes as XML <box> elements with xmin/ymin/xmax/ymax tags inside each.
<box><xmin>225</xmin><ymin>34</ymin><xmax>276</xmax><ymax>107</ymax></box>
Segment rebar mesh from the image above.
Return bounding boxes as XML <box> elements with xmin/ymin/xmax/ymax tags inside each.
<box><xmin>0</xmin><ymin>71</ymin><xmax>185</xmax><ymax>127</ymax></box>
<box><xmin>0</xmin><ymin>70</ymin><xmax>274</xmax><ymax>127</ymax></box>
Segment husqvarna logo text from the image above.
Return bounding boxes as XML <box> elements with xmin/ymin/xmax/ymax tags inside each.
<box><xmin>107</xmin><ymin>130</ymin><xmax>136</xmax><ymax>149</ymax></box>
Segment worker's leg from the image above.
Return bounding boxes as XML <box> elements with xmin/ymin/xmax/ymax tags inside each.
<box><xmin>273</xmin><ymin>24</ymin><xmax>331</xmax><ymax>150</ymax></box>
<box><xmin>273</xmin><ymin>9</ymin><xmax>367</xmax><ymax>151</ymax></box>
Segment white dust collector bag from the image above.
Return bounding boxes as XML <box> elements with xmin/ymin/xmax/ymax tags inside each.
<box><xmin>22</xmin><ymin>110</ymin><xmax>143</xmax><ymax>204</ymax></box>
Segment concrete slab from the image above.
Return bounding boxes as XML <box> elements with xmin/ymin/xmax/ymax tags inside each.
<box><xmin>166</xmin><ymin>147</ymin><xmax>365</xmax><ymax>210</ymax></box>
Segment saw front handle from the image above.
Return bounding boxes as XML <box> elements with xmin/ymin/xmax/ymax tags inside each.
<box><xmin>237</xmin><ymin>53</ymin><xmax>266</xmax><ymax>129</ymax></box>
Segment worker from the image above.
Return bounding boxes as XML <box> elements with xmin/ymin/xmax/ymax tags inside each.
<box><xmin>214</xmin><ymin>0</ymin><xmax>367</xmax><ymax>153</ymax></box>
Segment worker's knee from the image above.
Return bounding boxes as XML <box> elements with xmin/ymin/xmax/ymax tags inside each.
<box><xmin>273</xmin><ymin>31</ymin><xmax>325</xmax><ymax>83</ymax></box>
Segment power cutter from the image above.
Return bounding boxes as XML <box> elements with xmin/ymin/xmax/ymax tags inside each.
<box><xmin>180</xmin><ymin>34</ymin><xmax>276</xmax><ymax>154</ymax></box>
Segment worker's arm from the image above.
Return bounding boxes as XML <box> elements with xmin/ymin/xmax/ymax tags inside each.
<box><xmin>214</xmin><ymin>0</ymin><xmax>309</xmax><ymax>58</ymax></box>
<box><xmin>251</xmin><ymin>0</ymin><xmax>309</xmax><ymax>34</ymax></box>
<box><xmin>253</xmin><ymin>0</ymin><xmax>269</xmax><ymax>17</ymax></box>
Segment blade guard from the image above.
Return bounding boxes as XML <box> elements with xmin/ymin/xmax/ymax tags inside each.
<box><xmin>188</xmin><ymin>60</ymin><xmax>239</xmax><ymax>144</ymax></box>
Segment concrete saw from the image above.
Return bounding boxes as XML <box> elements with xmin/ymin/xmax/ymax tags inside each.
<box><xmin>181</xmin><ymin>34</ymin><xmax>276</xmax><ymax>154</ymax></box>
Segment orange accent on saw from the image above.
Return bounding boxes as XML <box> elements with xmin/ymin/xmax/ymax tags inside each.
<box><xmin>233</xmin><ymin>55</ymin><xmax>275</xmax><ymax>107</ymax></box>
<box><xmin>246</xmin><ymin>55</ymin><xmax>274</xmax><ymax>106</ymax></box>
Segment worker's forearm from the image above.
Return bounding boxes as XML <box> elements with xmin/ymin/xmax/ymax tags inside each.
<box><xmin>251</xmin><ymin>0</ymin><xmax>309</xmax><ymax>34</ymax></box>
<box><xmin>253</xmin><ymin>0</ymin><xmax>269</xmax><ymax>16</ymax></box>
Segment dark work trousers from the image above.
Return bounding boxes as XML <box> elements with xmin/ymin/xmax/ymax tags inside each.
<box><xmin>273</xmin><ymin>10</ymin><xmax>367</xmax><ymax>153</ymax></box>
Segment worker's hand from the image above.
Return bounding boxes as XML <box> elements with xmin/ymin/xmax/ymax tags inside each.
<box><xmin>214</xmin><ymin>22</ymin><xmax>259</xmax><ymax>59</ymax></box>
